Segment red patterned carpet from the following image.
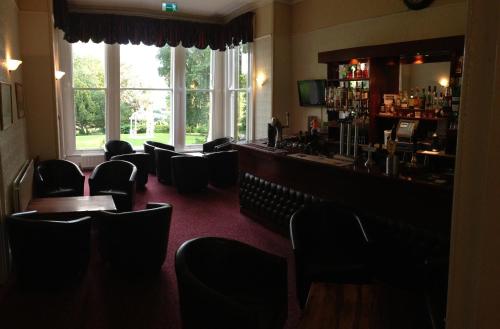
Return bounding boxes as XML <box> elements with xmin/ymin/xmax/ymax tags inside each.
<box><xmin>0</xmin><ymin>173</ymin><xmax>301</xmax><ymax>329</ymax></box>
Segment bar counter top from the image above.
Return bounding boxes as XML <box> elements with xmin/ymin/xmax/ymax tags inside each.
<box><xmin>235</xmin><ymin>140</ymin><xmax>453</xmax><ymax>190</ymax></box>
<box><xmin>234</xmin><ymin>140</ymin><xmax>453</xmax><ymax>235</ymax></box>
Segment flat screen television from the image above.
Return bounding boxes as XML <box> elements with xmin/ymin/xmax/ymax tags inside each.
<box><xmin>297</xmin><ymin>79</ymin><xmax>326</xmax><ymax>107</ymax></box>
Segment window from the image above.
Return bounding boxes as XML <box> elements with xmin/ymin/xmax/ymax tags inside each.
<box><xmin>227</xmin><ymin>43</ymin><xmax>251</xmax><ymax>141</ymax></box>
<box><xmin>62</xmin><ymin>38</ymin><xmax>252</xmax><ymax>155</ymax></box>
<box><xmin>119</xmin><ymin>44</ymin><xmax>172</xmax><ymax>149</ymax></box>
<box><xmin>185</xmin><ymin>47</ymin><xmax>213</xmax><ymax>145</ymax></box>
<box><xmin>72</xmin><ymin>42</ymin><xmax>106</xmax><ymax>150</ymax></box>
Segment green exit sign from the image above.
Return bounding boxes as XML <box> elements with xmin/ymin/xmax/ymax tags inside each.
<box><xmin>162</xmin><ymin>2</ymin><xmax>178</xmax><ymax>12</ymax></box>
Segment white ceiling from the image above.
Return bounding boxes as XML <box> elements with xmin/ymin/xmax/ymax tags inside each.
<box><xmin>68</xmin><ymin>0</ymin><xmax>277</xmax><ymax>19</ymax></box>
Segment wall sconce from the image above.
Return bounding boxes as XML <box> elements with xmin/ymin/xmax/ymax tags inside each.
<box><xmin>439</xmin><ymin>78</ymin><xmax>449</xmax><ymax>88</ymax></box>
<box><xmin>55</xmin><ymin>70</ymin><xmax>66</xmax><ymax>80</ymax></box>
<box><xmin>6</xmin><ymin>59</ymin><xmax>22</xmax><ymax>71</ymax></box>
<box><xmin>256</xmin><ymin>72</ymin><xmax>267</xmax><ymax>87</ymax></box>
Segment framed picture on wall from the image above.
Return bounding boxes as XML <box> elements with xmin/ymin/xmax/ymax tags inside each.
<box><xmin>0</xmin><ymin>82</ymin><xmax>13</xmax><ymax>130</ymax></box>
<box><xmin>15</xmin><ymin>83</ymin><xmax>25</xmax><ymax>119</ymax></box>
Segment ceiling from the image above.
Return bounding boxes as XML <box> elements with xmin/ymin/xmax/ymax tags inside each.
<box><xmin>68</xmin><ymin>0</ymin><xmax>274</xmax><ymax>20</ymax></box>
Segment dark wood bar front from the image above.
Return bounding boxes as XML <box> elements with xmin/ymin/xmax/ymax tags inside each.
<box><xmin>235</xmin><ymin>141</ymin><xmax>452</xmax><ymax>237</ymax></box>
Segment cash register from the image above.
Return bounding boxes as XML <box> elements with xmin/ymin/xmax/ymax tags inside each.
<box><xmin>395</xmin><ymin>119</ymin><xmax>419</xmax><ymax>152</ymax></box>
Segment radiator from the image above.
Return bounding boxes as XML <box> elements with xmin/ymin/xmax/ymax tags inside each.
<box><xmin>70</xmin><ymin>155</ymin><xmax>104</xmax><ymax>169</ymax></box>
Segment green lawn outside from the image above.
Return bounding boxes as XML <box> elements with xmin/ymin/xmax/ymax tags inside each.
<box><xmin>76</xmin><ymin>133</ymin><xmax>207</xmax><ymax>150</ymax></box>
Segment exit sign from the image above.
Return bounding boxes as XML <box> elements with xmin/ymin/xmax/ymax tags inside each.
<box><xmin>162</xmin><ymin>2</ymin><xmax>178</xmax><ymax>12</ymax></box>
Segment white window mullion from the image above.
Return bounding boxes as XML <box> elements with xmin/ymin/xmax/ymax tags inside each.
<box><xmin>106</xmin><ymin>44</ymin><xmax>120</xmax><ymax>141</ymax></box>
<box><xmin>173</xmin><ymin>46</ymin><xmax>186</xmax><ymax>150</ymax></box>
<box><xmin>247</xmin><ymin>42</ymin><xmax>254</xmax><ymax>141</ymax></box>
<box><xmin>212</xmin><ymin>51</ymin><xmax>224</xmax><ymax>140</ymax></box>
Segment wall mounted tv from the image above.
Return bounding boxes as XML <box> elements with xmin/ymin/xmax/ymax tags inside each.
<box><xmin>297</xmin><ymin>79</ymin><xmax>326</xmax><ymax>107</ymax></box>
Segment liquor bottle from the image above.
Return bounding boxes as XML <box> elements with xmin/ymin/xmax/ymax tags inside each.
<box><xmin>355</xmin><ymin>64</ymin><xmax>362</xmax><ymax>78</ymax></box>
<box><xmin>409</xmin><ymin>88</ymin><xmax>415</xmax><ymax>109</ymax></box>
<box><xmin>361</xmin><ymin>62</ymin><xmax>368</xmax><ymax>78</ymax></box>
<box><xmin>418</xmin><ymin>87</ymin><xmax>425</xmax><ymax>118</ymax></box>
<box><xmin>437</xmin><ymin>92</ymin><xmax>445</xmax><ymax>117</ymax></box>
<box><xmin>401</xmin><ymin>90</ymin><xmax>408</xmax><ymax>110</ymax></box>
<box><xmin>432</xmin><ymin>86</ymin><xmax>439</xmax><ymax>116</ymax></box>
<box><xmin>396</xmin><ymin>91</ymin><xmax>402</xmax><ymax>107</ymax></box>
<box><xmin>451</xmin><ymin>78</ymin><xmax>461</xmax><ymax>112</ymax></box>
<box><xmin>425</xmin><ymin>85</ymin><xmax>433</xmax><ymax>117</ymax></box>
<box><xmin>414</xmin><ymin>87</ymin><xmax>420</xmax><ymax>109</ymax></box>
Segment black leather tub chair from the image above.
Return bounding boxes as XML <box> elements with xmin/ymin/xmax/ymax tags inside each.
<box><xmin>89</xmin><ymin>160</ymin><xmax>137</xmax><ymax>211</ymax></box>
<box><xmin>35</xmin><ymin>159</ymin><xmax>85</xmax><ymax>197</ymax></box>
<box><xmin>175</xmin><ymin>237</ymin><xmax>288</xmax><ymax>329</ymax></box>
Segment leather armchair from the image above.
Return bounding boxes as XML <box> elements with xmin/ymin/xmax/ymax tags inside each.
<box><xmin>290</xmin><ymin>202</ymin><xmax>372</xmax><ymax>308</ymax></box>
<box><xmin>89</xmin><ymin>160</ymin><xmax>137</xmax><ymax>212</ymax></box>
<box><xmin>202</xmin><ymin>137</ymin><xmax>233</xmax><ymax>153</ymax></box>
<box><xmin>7</xmin><ymin>211</ymin><xmax>91</xmax><ymax>286</ymax></box>
<box><xmin>144</xmin><ymin>141</ymin><xmax>175</xmax><ymax>174</ymax></box>
<box><xmin>175</xmin><ymin>237</ymin><xmax>288</xmax><ymax>329</ymax></box>
<box><xmin>171</xmin><ymin>155</ymin><xmax>209</xmax><ymax>193</ymax></box>
<box><xmin>104</xmin><ymin>140</ymin><xmax>135</xmax><ymax>161</ymax></box>
<box><xmin>155</xmin><ymin>148</ymin><xmax>183</xmax><ymax>185</ymax></box>
<box><xmin>96</xmin><ymin>203</ymin><xmax>172</xmax><ymax>274</ymax></box>
<box><xmin>364</xmin><ymin>214</ymin><xmax>450</xmax><ymax>329</ymax></box>
<box><xmin>35</xmin><ymin>159</ymin><xmax>85</xmax><ymax>197</ymax></box>
<box><xmin>204</xmin><ymin>150</ymin><xmax>239</xmax><ymax>188</ymax></box>
<box><xmin>111</xmin><ymin>152</ymin><xmax>150</xmax><ymax>188</ymax></box>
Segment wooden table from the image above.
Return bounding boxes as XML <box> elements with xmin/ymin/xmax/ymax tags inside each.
<box><xmin>298</xmin><ymin>282</ymin><xmax>429</xmax><ymax>329</ymax></box>
<box><xmin>27</xmin><ymin>195</ymin><xmax>116</xmax><ymax>217</ymax></box>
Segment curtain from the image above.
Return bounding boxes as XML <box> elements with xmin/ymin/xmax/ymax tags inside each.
<box><xmin>53</xmin><ymin>0</ymin><xmax>254</xmax><ymax>51</ymax></box>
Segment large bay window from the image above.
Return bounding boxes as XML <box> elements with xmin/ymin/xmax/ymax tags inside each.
<box><xmin>61</xmin><ymin>39</ymin><xmax>251</xmax><ymax>155</ymax></box>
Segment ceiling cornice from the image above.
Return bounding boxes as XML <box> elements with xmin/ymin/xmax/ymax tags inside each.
<box><xmin>67</xmin><ymin>4</ymin><xmax>225</xmax><ymax>23</ymax></box>
<box><xmin>63</xmin><ymin>0</ymin><xmax>302</xmax><ymax>25</ymax></box>
<box><xmin>223</xmin><ymin>0</ymin><xmax>296</xmax><ymax>23</ymax></box>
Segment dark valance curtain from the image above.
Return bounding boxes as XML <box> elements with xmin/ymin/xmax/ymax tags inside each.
<box><xmin>53</xmin><ymin>0</ymin><xmax>254</xmax><ymax>51</ymax></box>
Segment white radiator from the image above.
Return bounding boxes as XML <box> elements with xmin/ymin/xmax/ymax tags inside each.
<box><xmin>67</xmin><ymin>155</ymin><xmax>104</xmax><ymax>169</ymax></box>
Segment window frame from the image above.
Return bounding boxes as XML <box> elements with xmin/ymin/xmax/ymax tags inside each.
<box><xmin>226</xmin><ymin>43</ymin><xmax>253</xmax><ymax>141</ymax></box>
<box><xmin>118</xmin><ymin>43</ymin><xmax>175</xmax><ymax>148</ymax></box>
<box><xmin>184</xmin><ymin>47</ymin><xmax>215</xmax><ymax>149</ymax></box>
<box><xmin>59</xmin><ymin>37</ymin><xmax>252</xmax><ymax>157</ymax></box>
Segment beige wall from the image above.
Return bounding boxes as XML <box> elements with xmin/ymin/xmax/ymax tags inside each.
<box><xmin>19</xmin><ymin>0</ymin><xmax>59</xmax><ymax>160</ymax></box>
<box><xmin>272</xmin><ymin>2</ymin><xmax>292</xmax><ymax>126</ymax></box>
<box><xmin>446</xmin><ymin>0</ymin><xmax>500</xmax><ymax>327</ymax></box>
<box><xmin>0</xmin><ymin>0</ymin><xmax>29</xmax><ymax>283</ymax></box>
<box><xmin>289</xmin><ymin>0</ymin><xmax>467</xmax><ymax>132</ymax></box>
<box><xmin>252</xmin><ymin>3</ymin><xmax>274</xmax><ymax>139</ymax></box>
<box><xmin>292</xmin><ymin>0</ymin><xmax>464</xmax><ymax>35</ymax></box>
<box><xmin>254</xmin><ymin>2</ymin><xmax>273</xmax><ymax>38</ymax></box>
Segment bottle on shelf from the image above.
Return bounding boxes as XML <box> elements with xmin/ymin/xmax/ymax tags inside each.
<box><xmin>339</xmin><ymin>64</ymin><xmax>347</xmax><ymax>79</ymax></box>
<box><xmin>401</xmin><ymin>90</ymin><xmax>409</xmax><ymax>110</ymax></box>
<box><xmin>426</xmin><ymin>85</ymin><xmax>433</xmax><ymax>117</ymax></box>
<box><xmin>355</xmin><ymin>64</ymin><xmax>362</xmax><ymax>79</ymax></box>
<box><xmin>432</xmin><ymin>86</ymin><xmax>439</xmax><ymax>116</ymax></box>
<box><xmin>361</xmin><ymin>62</ymin><xmax>368</xmax><ymax>78</ymax></box>
<box><xmin>409</xmin><ymin>88</ymin><xmax>415</xmax><ymax>110</ymax></box>
<box><xmin>414</xmin><ymin>87</ymin><xmax>421</xmax><ymax>109</ymax></box>
<box><xmin>451</xmin><ymin>78</ymin><xmax>461</xmax><ymax>112</ymax></box>
<box><xmin>396</xmin><ymin>91</ymin><xmax>402</xmax><ymax>108</ymax></box>
<box><xmin>418</xmin><ymin>87</ymin><xmax>426</xmax><ymax>117</ymax></box>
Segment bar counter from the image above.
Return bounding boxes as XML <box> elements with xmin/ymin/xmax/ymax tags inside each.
<box><xmin>234</xmin><ymin>140</ymin><xmax>453</xmax><ymax>237</ymax></box>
